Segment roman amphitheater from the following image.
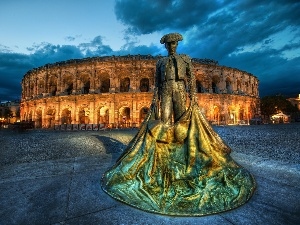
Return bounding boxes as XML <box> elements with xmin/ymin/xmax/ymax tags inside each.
<box><xmin>20</xmin><ymin>55</ymin><xmax>260</xmax><ymax>129</ymax></box>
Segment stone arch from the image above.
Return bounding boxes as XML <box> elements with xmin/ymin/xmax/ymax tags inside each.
<box><xmin>23</xmin><ymin>112</ymin><xmax>27</xmax><ymax>121</ymax></box>
<box><xmin>228</xmin><ymin>106</ymin><xmax>237</xmax><ymax>124</ymax></box>
<box><xmin>225</xmin><ymin>77</ymin><xmax>232</xmax><ymax>94</ymax></box>
<box><xmin>37</xmin><ymin>79</ymin><xmax>45</xmax><ymax>95</ymax></box>
<box><xmin>28</xmin><ymin>110</ymin><xmax>33</xmax><ymax>121</ymax></box>
<box><xmin>46</xmin><ymin>106</ymin><xmax>56</xmax><ymax>128</ymax></box>
<box><xmin>99</xmin><ymin>72</ymin><xmax>110</xmax><ymax>93</ymax></box>
<box><xmin>98</xmin><ymin>106</ymin><xmax>109</xmax><ymax>125</ymax></box>
<box><xmin>196</xmin><ymin>80</ymin><xmax>205</xmax><ymax>93</ymax></box>
<box><xmin>212</xmin><ymin>75</ymin><xmax>220</xmax><ymax>93</ymax></box>
<box><xmin>120</xmin><ymin>77</ymin><xmax>130</xmax><ymax>92</ymax></box>
<box><xmin>49</xmin><ymin>76</ymin><xmax>57</xmax><ymax>96</ymax></box>
<box><xmin>61</xmin><ymin>108</ymin><xmax>72</xmax><ymax>124</ymax></box>
<box><xmin>78</xmin><ymin>106</ymin><xmax>90</xmax><ymax>124</ymax></box>
<box><xmin>35</xmin><ymin>108</ymin><xmax>43</xmax><ymax>128</ymax></box>
<box><xmin>244</xmin><ymin>81</ymin><xmax>249</xmax><ymax>94</ymax></box>
<box><xmin>239</xmin><ymin>108</ymin><xmax>245</xmax><ymax>121</ymax></box>
<box><xmin>79</xmin><ymin>73</ymin><xmax>90</xmax><ymax>94</ymax></box>
<box><xmin>139</xmin><ymin>106</ymin><xmax>149</xmax><ymax>123</ymax></box>
<box><xmin>83</xmin><ymin>80</ymin><xmax>90</xmax><ymax>94</ymax></box>
<box><xmin>63</xmin><ymin>74</ymin><xmax>74</xmax><ymax>95</ymax></box>
<box><xmin>237</xmin><ymin>79</ymin><xmax>242</xmax><ymax>93</ymax></box>
<box><xmin>119</xmin><ymin>106</ymin><xmax>130</xmax><ymax>127</ymax></box>
<box><xmin>140</xmin><ymin>78</ymin><xmax>149</xmax><ymax>92</ymax></box>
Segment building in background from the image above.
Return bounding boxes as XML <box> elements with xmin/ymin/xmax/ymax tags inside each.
<box><xmin>20</xmin><ymin>55</ymin><xmax>260</xmax><ymax>128</ymax></box>
<box><xmin>0</xmin><ymin>100</ymin><xmax>20</xmax><ymax>126</ymax></box>
<box><xmin>288</xmin><ymin>94</ymin><xmax>300</xmax><ymax>111</ymax></box>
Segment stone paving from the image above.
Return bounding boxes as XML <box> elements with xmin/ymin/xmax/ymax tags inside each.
<box><xmin>0</xmin><ymin>123</ymin><xmax>299</xmax><ymax>225</ymax></box>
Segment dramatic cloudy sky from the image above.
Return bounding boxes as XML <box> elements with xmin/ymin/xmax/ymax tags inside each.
<box><xmin>0</xmin><ymin>0</ymin><xmax>299</xmax><ymax>101</ymax></box>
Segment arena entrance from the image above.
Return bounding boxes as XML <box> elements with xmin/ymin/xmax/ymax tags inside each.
<box><xmin>119</xmin><ymin>107</ymin><xmax>130</xmax><ymax>128</ymax></box>
<box><xmin>98</xmin><ymin>106</ymin><xmax>109</xmax><ymax>127</ymax></box>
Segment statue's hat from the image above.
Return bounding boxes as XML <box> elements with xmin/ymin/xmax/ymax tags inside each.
<box><xmin>160</xmin><ymin>33</ymin><xmax>183</xmax><ymax>44</ymax></box>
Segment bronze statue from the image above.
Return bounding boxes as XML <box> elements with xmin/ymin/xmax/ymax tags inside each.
<box><xmin>155</xmin><ymin>33</ymin><xmax>195</xmax><ymax>124</ymax></box>
<box><xmin>101</xmin><ymin>33</ymin><xmax>256</xmax><ymax>216</ymax></box>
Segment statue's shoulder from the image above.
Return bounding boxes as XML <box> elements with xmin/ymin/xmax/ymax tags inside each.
<box><xmin>156</xmin><ymin>57</ymin><xmax>167</xmax><ymax>66</ymax></box>
<box><xmin>179</xmin><ymin>54</ymin><xmax>191</xmax><ymax>63</ymax></box>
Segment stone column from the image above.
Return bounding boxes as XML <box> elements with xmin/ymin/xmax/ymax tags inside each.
<box><xmin>90</xmin><ymin>100</ymin><xmax>95</xmax><ymax>124</ymax></box>
<box><xmin>71</xmin><ymin>100</ymin><xmax>76</xmax><ymax>124</ymax></box>
<box><xmin>55</xmin><ymin>100</ymin><xmax>61</xmax><ymax>125</ymax></box>
<box><xmin>89</xmin><ymin>67</ymin><xmax>95</xmax><ymax>93</ymax></box>
<box><xmin>109</xmin><ymin>95</ymin><xmax>115</xmax><ymax>126</ymax></box>
<box><xmin>57</xmin><ymin>69</ymin><xmax>62</xmax><ymax>95</ymax></box>
<box><xmin>132</xmin><ymin>95</ymin><xmax>137</xmax><ymax>125</ymax></box>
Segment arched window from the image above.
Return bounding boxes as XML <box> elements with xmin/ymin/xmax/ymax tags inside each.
<box><xmin>139</xmin><ymin>107</ymin><xmax>149</xmax><ymax>122</ymax></box>
<box><xmin>120</xmin><ymin>77</ymin><xmax>130</xmax><ymax>92</ymax></box>
<box><xmin>196</xmin><ymin>80</ymin><xmax>204</xmax><ymax>93</ymax></box>
<box><xmin>225</xmin><ymin>78</ymin><xmax>232</xmax><ymax>94</ymax></box>
<box><xmin>237</xmin><ymin>80</ymin><xmax>242</xmax><ymax>93</ymax></box>
<box><xmin>119</xmin><ymin>107</ymin><xmax>130</xmax><ymax>127</ymax></box>
<box><xmin>49</xmin><ymin>76</ymin><xmax>57</xmax><ymax>96</ymax></box>
<box><xmin>79</xmin><ymin>107</ymin><xmax>89</xmax><ymax>124</ymax></box>
<box><xmin>38</xmin><ymin>80</ymin><xmax>44</xmax><ymax>94</ymax></box>
<box><xmin>211</xmin><ymin>76</ymin><xmax>220</xmax><ymax>93</ymax></box>
<box><xmin>212</xmin><ymin>82</ymin><xmax>218</xmax><ymax>93</ymax></box>
<box><xmin>35</xmin><ymin>109</ymin><xmax>42</xmax><ymax>128</ymax></box>
<box><xmin>98</xmin><ymin>107</ymin><xmax>109</xmax><ymax>125</ymax></box>
<box><xmin>140</xmin><ymin>78</ymin><xmax>149</xmax><ymax>92</ymax></box>
<box><xmin>83</xmin><ymin>80</ymin><xmax>90</xmax><ymax>94</ymax></box>
<box><xmin>101</xmin><ymin>78</ymin><xmax>110</xmax><ymax>93</ymax></box>
<box><xmin>66</xmin><ymin>83</ymin><xmax>73</xmax><ymax>95</ymax></box>
<box><xmin>61</xmin><ymin>108</ymin><xmax>71</xmax><ymax>124</ymax></box>
<box><xmin>50</xmin><ymin>85</ymin><xmax>57</xmax><ymax>96</ymax></box>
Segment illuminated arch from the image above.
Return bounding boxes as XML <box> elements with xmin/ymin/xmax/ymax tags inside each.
<box><xmin>119</xmin><ymin>106</ymin><xmax>130</xmax><ymax>127</ymax></box>
<box><xmin>61</xmin><ymin>108</ymin><xmax>71</xmax><ymax>124</ymax></box>
<box><xmin>98</xmin><ymin>106</ymin><xmax>109</xmax><ymax>125</ymax></box>
<box><xmin>139</xmin><ymin>106</ymin><xmax>149</xmax><ymax>123</ymax></box>
<box><xmin>35</xmin><ymin>108</ymin><xmax>42</xmax><ymax>128</ymax></box>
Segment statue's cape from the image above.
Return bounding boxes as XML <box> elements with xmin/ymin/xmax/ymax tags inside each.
<box><xmin>101</xmin><ymin>101</ymin><xmax>256</xmax><ymax>216</ymax></box>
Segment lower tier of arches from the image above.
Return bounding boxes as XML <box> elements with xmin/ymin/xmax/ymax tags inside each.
<box><xmin>20</xmin><ymin>93</ymin><xmax>260</xmax><ymax>128</ymax></box>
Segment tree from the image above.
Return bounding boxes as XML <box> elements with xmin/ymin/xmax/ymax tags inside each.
<box><xmin>260</xmin><ymin>95</ymin><xmax>298</xmax><ymax>118</ymax></box>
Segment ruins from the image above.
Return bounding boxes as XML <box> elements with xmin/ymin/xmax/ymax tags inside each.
<box><xmin>20</xmin><ymin>55</ymin><xmax>260</xmax><ymax>128</ymax></box>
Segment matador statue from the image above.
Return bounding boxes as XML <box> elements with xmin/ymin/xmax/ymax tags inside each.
<box><xmin>155</xmin><ymin>33</ymin><xmax>195</xmax><ymax>124</ymax></box>
<box><xmin>101</xmin><ymin>33</ymin><xmax>256</xmax><ymax>216</ymax></box>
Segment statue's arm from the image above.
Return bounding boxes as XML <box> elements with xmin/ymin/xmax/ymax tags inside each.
<box><xmin>155</xmin><ymin>60</ymin><xmax>162</xmax><ymax>101</ymax></box>
<box><xmin>185</xmin><ymin>56</ymin><xmax>196</xmax><ymax>100</ymax></box>
<box><xmin>153</xmin><ymin>60</ymin><xmax>162</xmax><ymax>119</ymax></box>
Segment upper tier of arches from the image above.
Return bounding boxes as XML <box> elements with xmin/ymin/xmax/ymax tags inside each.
<box><xmin>21</xmin><ymin>55</ymin><xmax>259</xmax><ymax>100</ymax></box>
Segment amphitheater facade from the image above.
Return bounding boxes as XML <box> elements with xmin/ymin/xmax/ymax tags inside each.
<box><xmin>20</xmin><ymin>55</ymin><xmax>260</xmax><ymax>128</ymax></box>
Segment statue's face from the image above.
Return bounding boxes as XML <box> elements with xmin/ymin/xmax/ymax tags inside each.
<box><xmin>165</xmin><ymin>41</ymin><xmax>178</xmax><ymax>55</ymax></box>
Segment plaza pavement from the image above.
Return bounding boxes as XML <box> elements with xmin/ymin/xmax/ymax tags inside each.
<box><xmin>0</xmin><ymin>124</ymin><xmax>299</xmax><ymax>225</ymax></box>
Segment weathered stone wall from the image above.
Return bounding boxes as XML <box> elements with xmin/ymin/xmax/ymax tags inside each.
<box><xmin>20</xmin><ymin>55</ymin><xmax>260</xmax><ymax>128</ymax></box>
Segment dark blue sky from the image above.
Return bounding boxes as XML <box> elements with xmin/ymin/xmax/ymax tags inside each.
<box><xmin>0</xmin><ymin>0</ymin><xmax>299</xmax><ymax>101</ymax></box>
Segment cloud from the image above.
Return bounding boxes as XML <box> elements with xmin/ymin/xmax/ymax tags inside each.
<box><xmin>0</xmin><ymin>42</ymin><xmax>86</xmax><ymax>101</ymax></box>
<box><xmin>0</xmin><ymin>44</ymin><xmax>13</xmax><ymax>53</ymax></box>
<box><xmin>0</xmin><ymin>36</ymin><xmax>160</xmax><ymax>101</ymax></box>
<box><xmin>115</xmin><ymin>0</ymin><xmax>221</xmax><ymax>34</ymax></box>
<box><xmin>0</xmin><ymin>0</ymin><xmax>299</xmax><ymax>101</ymax></box>
<box><xmin>114</xmin><ymin>0</ymin><xmax>300</xmax><ymax>97</ymax></box>
<box><xmin>0</xmin><ymin>52</ymin><xmax>32</xmax><ymax>101</ymax></box>
<box><xmin>78</xmin><ymin>36</ymin><xmax>114</xmax><ymax>56</ymax></box>
<box><xmin>65</xmin><ymin>36</ymin><xmax>76</xmax><ymax>41</ymax></box>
